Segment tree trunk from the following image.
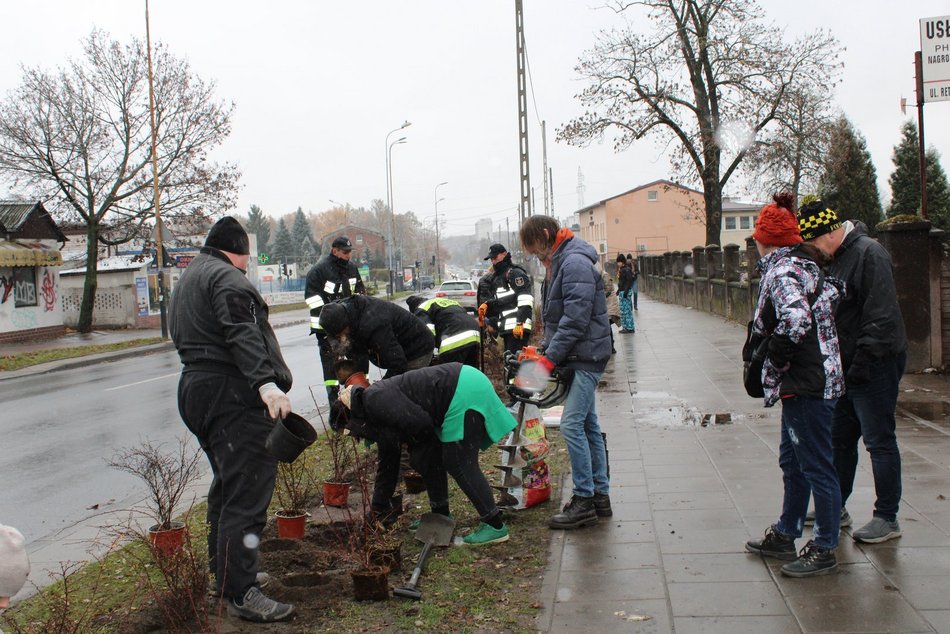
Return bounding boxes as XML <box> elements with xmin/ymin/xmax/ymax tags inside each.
<box><xmin>703</xmin><ymin>170</ymin><xmax>724</xmax><ymax>248</ymax></box>
<box><xmin>77</xmin><ymin>221</ymin><xmax>100</xmax><ymax>333</ymax></box>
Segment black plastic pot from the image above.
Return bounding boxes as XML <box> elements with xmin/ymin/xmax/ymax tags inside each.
<box><xmin>266</xmin><ymin>412</ymin><xmax>317</xmax><ymax>463</ymax></box>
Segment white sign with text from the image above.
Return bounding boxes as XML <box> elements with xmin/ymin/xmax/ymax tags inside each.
<box><xmin>921</xmin><ymin>15</ymin><xmax>950</xmax><ymax>102</ymax></box>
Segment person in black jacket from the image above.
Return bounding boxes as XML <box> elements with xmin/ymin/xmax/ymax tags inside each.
<box><xmin>320</xmin><ymin>296</ymin><xmax>436</xmax><ymax>522</ymax></box>
<box><xmin>799</xmin><ymin>200</ymin><xmax>908</xmax><ymax>544</ymax></box>
<box><xmin>338</xmin><ymin>363</ymin><xmax>517</xmax><ymax>545</ymax></box>
<box><xmin>616</xmin><ymin>254</ymin><xmax>636</xmax><ymax>333</ymax></box>
<box><xmin>406</xmin><ymin>295</ymin><xmax>480</xmax><ymax>367</ymax></box>
<box><xmin>305</xmin><ymin>235</ymin><xmax>367</xmax><ymax>400</ymax></box>
<box><xmin>478</xmin><ymin>244</ymin><xmax>534</xmax><ymax>355</ymax></box>
<box><xmin>170</xmin><ymin>217</ymin><xmax>295</xmax><ymax>622</ymax></box>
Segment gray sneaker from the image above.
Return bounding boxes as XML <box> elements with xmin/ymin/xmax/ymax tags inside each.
<box><xmin>852</xmin><ymin>517</ymin><xmax>901</xmax><ymax>544</ymax></box>
<box><xmin>804</xmin><ymin>507</ymin><xmax>852</xmax><ymax>528</ymax></box>
<box><xmin>227</xmin><ymin>586</ymin><xmax>295</xmax><ymax>623</ymax></box>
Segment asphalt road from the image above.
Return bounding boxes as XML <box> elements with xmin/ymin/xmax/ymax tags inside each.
<box><xmin>0</xmin><ymin>325</ymin><xmax>335</xmax><ymax>547</ymax></box>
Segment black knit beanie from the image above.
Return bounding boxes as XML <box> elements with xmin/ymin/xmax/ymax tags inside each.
<box><xmin>205</xmin><ymin>217</ymin><xmax>250</xmax><ymax>255</ymax></box>
<box><xmin>319</xmin><ymin>302</ymin><xmax>348</xmax><ymax>335</ymax></box>
<box><xmin>797</xmin><ymin>199</ymin><xmax>842</xmax><ymax>241</ymax></box>
<box><xmin>406</xmin><ymin>295</ymin><xmax>426</xmax><ymax>313</ymax></box>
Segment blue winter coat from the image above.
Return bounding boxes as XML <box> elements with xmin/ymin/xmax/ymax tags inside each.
<box><xmin>540</xmin><ymin>235</ymin><xmax>612</xmax><ymax>372</ymax></box>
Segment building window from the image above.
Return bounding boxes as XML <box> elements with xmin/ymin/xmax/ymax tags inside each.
<box><xmin>739</xmin><ymin>216</ymin><xmax>753</xmax><ymax>230</ymax></box>
<box><xmin>647</xmin><ymin>190</ymin><xmax>658</xmax><ymax>202</ymax></box>
<box><xmin>724</xmin><ymin>216</ymin><xmax>737</xmax><ymax>230</ymax></box>
<box><xmin>356</xmin><ymin>234</ymin><xmax>364</xmax><ymax>243</ymax></box>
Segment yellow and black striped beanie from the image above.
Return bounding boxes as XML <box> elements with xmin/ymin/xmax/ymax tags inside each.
<box><xmin>797</xmin><ymin>199</ymin><xmax>842</xmax><ymax>241</ymax></box>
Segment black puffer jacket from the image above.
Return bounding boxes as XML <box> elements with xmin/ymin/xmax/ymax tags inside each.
<box><xmin>304</xmin><ymin>253</ymin><xmax>365</xmax><ymax>334</ymax></box>
<box><xmin>331</xmin><ymin>295</ymin><xmax>435</xmax><ymax>376</ymax></box>
<box><xmin>827</xmin><ymin>221</ymin><xmax>907</xmax><ymax>372</ymax></box>
<box><xmin>349</xmin><ymin>363</ymin><xmax>462</xmax><ymax>442</ymax></box>
<box><xmin>170</xmin><ymin>247</ymin><xmax>292</xmax><ymax>391</ymax></box>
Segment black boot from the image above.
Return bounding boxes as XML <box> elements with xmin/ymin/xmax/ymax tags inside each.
<box><xmin>593</xmin><ymin>492</ymin><xmax>613</xmax><ymax>517</ymax></box>
<box><xmin>745</xmin><ymin>525</ymin><xmax>797</xmax><ymax>560</ymax></box>
<box><xmin>549</xmin><ymin>495</ymin><xmax>597</xmax><ymax>530</ymax></box>
<box><xmin>780</xmin><ymin>540</ymin><xmax>837</xmax><ymax>577</ymax></box>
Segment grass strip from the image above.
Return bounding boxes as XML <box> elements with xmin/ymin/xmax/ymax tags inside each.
<box><xmin>0</xmin><ymin>338</ymin><xmax>163</xmax><ymax>371</ymax></box>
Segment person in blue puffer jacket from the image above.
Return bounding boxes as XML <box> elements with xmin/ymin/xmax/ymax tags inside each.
<box><xmin>518</xmin><ymin>215</ymin><xmax>613</xmax><ymax>530</ymax></box>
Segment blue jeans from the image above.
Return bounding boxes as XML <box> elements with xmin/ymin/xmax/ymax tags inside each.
<box><xmin>833</xmin><ymin>352</ymin><xmax>906</xmax><ymax>521</ymax></box>
<box><xmin>560</xmin><ymin>369</ymin><xmax>609</xmax><ymax>497</ymax></box>
<box><xmin>776</xmin><ymin>397</ymin><xmax>841</xmax><ymax>550</ymax></box>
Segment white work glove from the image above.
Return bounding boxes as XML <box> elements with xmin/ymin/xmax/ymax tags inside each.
<box><xmin>339</xmin><ymin>384</ymin><xmax>354</xmax><ymax>409</ymax></box>
<box><xmin>258</xmin><ymin>382</ymin><xmax>291</xmax><ymax>420</ymax></box>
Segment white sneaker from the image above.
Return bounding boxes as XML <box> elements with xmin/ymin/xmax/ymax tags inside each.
<box><xmin>227</xmin><ymin>586</ymin><xmax>295</xmax><ymax>623</ymax></box>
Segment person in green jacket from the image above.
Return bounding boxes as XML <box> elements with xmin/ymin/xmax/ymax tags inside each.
<box><xmin>337</xmin><ymin>362</ymin><xmax>516</xmax><ymax>545</ymax></box>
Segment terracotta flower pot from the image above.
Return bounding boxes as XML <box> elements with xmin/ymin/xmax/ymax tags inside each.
<box><xmin>148</xmin><ymin>521</ymin><xmax>187</xmax><ymax>558</ymax></box>
<box><xmin>323</xmin><ymin>480</ymin><xmax>351</xmax><ymax>507</ymax></box>
<box><xmin>275</xmin><ymin>511</ymin><xmax>308</xmax><ymax>539</ymax></box>
<box><xmin>344</xmin><ymin>372</ymin><xmax>370</xmax><ymax>388</ymax></box>
<box><xmin>350</xmin><ymin>565</ymin><xmax>390</xmax><ymax>601</ymax></box>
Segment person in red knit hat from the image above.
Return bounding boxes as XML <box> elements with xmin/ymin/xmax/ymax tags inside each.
<box><xmin>744</xmin><ymin>193</ymin><xmax>846</xmax><ymax>578</ymax></box>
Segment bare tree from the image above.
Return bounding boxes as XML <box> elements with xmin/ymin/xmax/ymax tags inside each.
<box><xmin>745</xmin><ymin>83</ymin><xmax>838</xmax><ymax>204</ymax></box>
<box><xmin>559</xmin><ymin>0</ymin><xmax>841</xmax><ymax>246</ymax></box>
<box><xmin>0</xmin><ymin>30</ymin><xmax>240</xmax><ymax>332</ymax></box>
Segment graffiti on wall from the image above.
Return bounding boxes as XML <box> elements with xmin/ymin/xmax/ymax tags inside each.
<box><xmin>42</xmin><ymin>270</ymin><xmax>56</xmax><ymax>311</ymax></box>
<box><xmin>13</xmin><ymin>267</ymin><xmax>37</xmax><ymax>307</ymax></box>
<box><xmin>0</xmin><ymin>274</ymin><xmax>12</xmax><ymax>303</ymax></box>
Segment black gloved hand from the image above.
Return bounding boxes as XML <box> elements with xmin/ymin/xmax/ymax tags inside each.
<box><xmin>329</xmin><ymin>400</ymin><xmax>347</xmax><ymax>432</ymax></box>
<box><xmin>846</xmin><ymin>350</ymin><xmax>873</xmax><ymax>385</ymax></box>
<box><xmin>767</xmin><ymin>334</ymin><xmax>796</xmax><ymax>369</ymax></box>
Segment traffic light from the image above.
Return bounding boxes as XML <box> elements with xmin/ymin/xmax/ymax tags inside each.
<box><xmin>415</xmin><ymin>260</ymin><xmax>421</xmax><ymax>269</ymax></box>
<box><xmin>279</xmin><ymin>263</ymin><xmax>287</xmax><ymax>276</ymax></box>
<box><xmin>431</xmin><ymin>255</ymin><xmax>436</xmax><ymax>266</ymax></box>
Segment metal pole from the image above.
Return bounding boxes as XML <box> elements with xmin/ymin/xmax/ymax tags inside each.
<box><xmin>434</xmin><ymin>181</ymin><xmax>447</xmax><ymax>284</ymax></box>
<box><xmin>542</xmin><ymin>120</ymin><xmax>550</xmax><ymax>215</ymax></box>
<box><xmin>515</xmin><ymin>0</ymin><xmax>532</xmax><ymax>223</ymax></box>
<box><xmin>915</xmin><ymin>51</ymin><xmax>928</xmax><ymax>220</ymax></box>
<box><xmin>145</xmin><ymin>0</ymin><xmax>168</xmax><ymax>339</ymax></box>
<box><xmin>385</xmin><ymin>122</ymin><xmax>410</xmax><ymax>296</ymax></box>
<box><xmin>388</xmin><ymin>138</ymin><xmax>407</xmax><ymax>293</ymax></box>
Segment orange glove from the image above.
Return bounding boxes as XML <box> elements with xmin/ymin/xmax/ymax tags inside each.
<box><xmin>513</xmin><ymin>324</ymin><xmax>525</xmax><ymax>339</ymax></box>
<box><xmin>477</xmin><ymin>303</ymin><xmax>489</xmax><ymax>327</ymax></box>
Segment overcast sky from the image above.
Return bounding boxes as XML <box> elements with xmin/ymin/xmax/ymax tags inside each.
<box><xmin>1</xmin><ymin>0</ymin><xmax>948</xmax><ymax>237</ymax></box>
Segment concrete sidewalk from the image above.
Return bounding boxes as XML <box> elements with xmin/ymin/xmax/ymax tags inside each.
<box><xmin>537</xmin><ymin>296</ymin><xmax>950</xmax><ymax>633</ymax></box>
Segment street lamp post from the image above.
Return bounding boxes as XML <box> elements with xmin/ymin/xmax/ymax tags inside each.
<box><xmin>385</xmin><ymin>121</ymin><xmax>411</xmax><ymax>297</ymax></box>
<box><xmin>434</xmin><ymin>181</ymin><xmax>448</xmax><ymax>284</ymax></box>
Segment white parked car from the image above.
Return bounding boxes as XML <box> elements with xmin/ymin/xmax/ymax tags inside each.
<box><xmin>435</xmin><ymin>280</ymin><xmax>478</xmax><ymax>311</ymax></box>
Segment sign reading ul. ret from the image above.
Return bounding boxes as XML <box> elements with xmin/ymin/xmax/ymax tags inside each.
<box><xmin>921</xmin><ymin>15</ymin><xmax>950</xmax><ymax>102</ymax></box>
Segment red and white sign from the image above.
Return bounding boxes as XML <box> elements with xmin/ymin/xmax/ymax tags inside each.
<box><xmin>920</xmin><ymin>15</ymin><xmax>950</xmax><ymax>102</ymax></box>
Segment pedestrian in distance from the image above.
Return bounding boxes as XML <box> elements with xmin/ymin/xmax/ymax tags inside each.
<box><xmin>518</xmin><ymin>215</ymin><xmax>613</xmax><ymax>529</ymax></box>
<box><xmin>743</xmin><ymin>194</ymin><xmax>845</xmax><ymax>578</ymax></box>
<box><xmin>406</xmin><ymin>294</ymin><xmax>481</xmax><ymax>367</ymax></box>
<box><xmin>336</xmin><ymin>362</ymin><xmax>517</xmax><ymax>545</ymax></box>
<box><xmin>305</xmin><ymin>235</ymin><xmax>367</xmax><ymax>402</ymax></box>
<box><xmin>598</xmin><ymin>264</ymin><xmax>620</xmax><ymax>354</ymax></box>
<box><xmin>798</xmin><ymin>197</ymin><xmax>908</xmax><ymax>543</ymax></box>
<box><xmin>477</xmin><ymin>243</ymin><xmax>534</xmax><ymax>357</ymax></box>
<box><xmin>0</xmin><ymin>524</ymin><xmax>30</xmax><ymax>610</ymax></box>
<box><xmin>319</xmin><ymin>295</ymin><xmax>436</xmax><ymax>525</ymax></box>
<box><xmin>626</xmin><ymin>253</ymin><xmax>640</xmax><ymax>310</ymax></box>
<box><xmin>616</xmin><ymin>254</ymin><xmax>636</xmax><ymax>333</ymax></box>
<box><xmin>170</xmin><ymin>217</ymin><xmax>295</xmax><ymax>622</ymax></box>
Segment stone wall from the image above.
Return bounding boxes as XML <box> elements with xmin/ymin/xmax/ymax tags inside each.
<box><xmin>640</xmin><ymin>224</ymin><xmax>946</xmax><ymax>372</ymax></box>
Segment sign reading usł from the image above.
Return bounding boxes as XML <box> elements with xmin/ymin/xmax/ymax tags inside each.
<box><xmin>921</xmin><ymin>15</ymin><xmax>950</xmax><ymax>102</ymax></box>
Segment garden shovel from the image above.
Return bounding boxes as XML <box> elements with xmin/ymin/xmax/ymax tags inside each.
<box><xmin>392</xmin><ymin>513</ymin><xmax>455</xmax><ymax>600</ymax></box>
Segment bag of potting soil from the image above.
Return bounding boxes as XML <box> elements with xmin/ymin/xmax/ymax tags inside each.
<box><xmin>495</xmin><ymin>402</ymin><xmax>551</xmax><ymax>510</ymax></box>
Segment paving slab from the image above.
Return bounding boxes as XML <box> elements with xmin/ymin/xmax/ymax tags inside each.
<box><xmin>537</xmin><ymin>295</ymin><xmax>950</xmax><ymax>633</ymax></box>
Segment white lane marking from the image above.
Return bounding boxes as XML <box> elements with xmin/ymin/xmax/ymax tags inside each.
<box><xmin>105</xmin><ymin>372</ymin><xmax>179</xmax><ymax>392</ymax></box>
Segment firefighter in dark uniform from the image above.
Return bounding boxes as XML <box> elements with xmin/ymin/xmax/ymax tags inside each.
<box><xmin>477</xmin><ymin>243</ymin><xmax>534</xmax><ymax>355</ymax></box>
<box><xmin>320</xmin><ymin>295</ymin><xmax>436</xmax><ymax>524</ymax></box>
<box><xmin>406</xmin><ymin>295</ymin><xmax>481</xmax><ymax>367</ymax></box>
<box><xmin>305</xmin><ymin>235</ymin><xmax>366</xmax><ymax>400</ymax></box>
